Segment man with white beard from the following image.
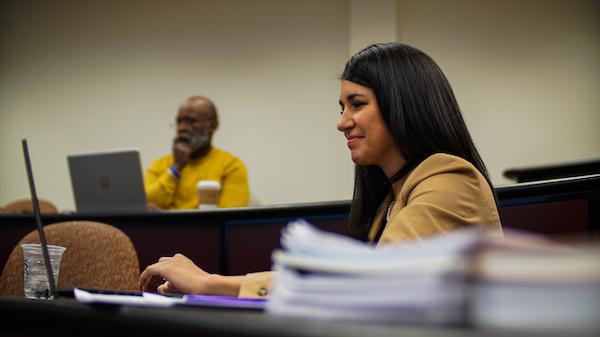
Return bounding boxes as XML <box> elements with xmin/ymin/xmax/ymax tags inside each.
<box><xmin>145</xmin><ymin>96</ymin><xmax>249</xmax><ymax>210</ymax></box>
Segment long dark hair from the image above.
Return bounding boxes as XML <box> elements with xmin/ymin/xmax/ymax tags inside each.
<box><xmin>342</xmin><ymin>43</ymin><xmax>495</xmax><ymax>241</ymax></box>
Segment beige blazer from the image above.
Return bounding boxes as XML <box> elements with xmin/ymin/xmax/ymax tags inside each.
<box><xmin>239</xmin><ymin>153</ymin><xmax>502</xmax><ymax>298</ymax></box>
<box><xmin>369</xmin><ymin>153</ymin><xmax>502</xmax><ymax>244</ymax></box>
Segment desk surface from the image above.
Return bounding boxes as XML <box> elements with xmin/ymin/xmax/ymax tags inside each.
<box><xmin>1</xmin><ymin>297</ymin><xmax>593</xmax><ymax>337</ymax></box>
<box><xmin>0</xmin><ymin>199</ymin><xmax>351</xmax><ymax>220</ymax></box>
<box><xmin>503</xmin><ymin>159</ymin><xmax>600</xmax><ymax>183</ymax></box>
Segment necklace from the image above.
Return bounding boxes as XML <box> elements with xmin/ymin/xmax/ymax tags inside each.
<box><xmin>386</xmin><ymin>200</ymin><xmax>395</xmax><ymax>222</ymax></box>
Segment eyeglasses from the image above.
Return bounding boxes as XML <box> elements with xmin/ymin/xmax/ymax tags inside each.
<box><xmin>169</xmin><ymin>117</ymin><xmax>200</xmax><ymax>129</ymax></box>
<box><xmin>177</xmin><ymin>116</ymin><xmax>200</xmax><ymax>126</ymax></box>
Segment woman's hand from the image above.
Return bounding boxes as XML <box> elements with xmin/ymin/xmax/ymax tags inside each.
<box><xmin>139</xmin><ymin>254</ymin><xmax>210</xmax><ymax>294</ymax></box>
<box><xmin>139</xmin><ymin>254</ymin><xmax>242</xmax><ymax>296</ymax></box>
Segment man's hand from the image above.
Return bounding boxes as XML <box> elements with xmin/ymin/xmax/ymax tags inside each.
<box><xmin>172</xmin><ymin>137</ymin><xmax>192</xmax><ymax>171</ymax></box>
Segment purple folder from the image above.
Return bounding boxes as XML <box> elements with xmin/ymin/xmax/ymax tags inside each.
<box><xmin>183</xmin><ymin>294</ymin><xmax>267</xmax><ymax>310</ymax></box>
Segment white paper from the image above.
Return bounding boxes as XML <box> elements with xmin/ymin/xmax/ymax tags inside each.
<box><xmin>74</xmin><ymin>288</ymin><xmax>184</xmax><ymax>307</ymax></box>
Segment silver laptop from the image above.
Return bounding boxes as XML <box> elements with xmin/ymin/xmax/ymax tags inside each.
<box><xmin>67</xmin><ymin>148</ymin><xmax>148</xmax><ymax>213</ymax></box>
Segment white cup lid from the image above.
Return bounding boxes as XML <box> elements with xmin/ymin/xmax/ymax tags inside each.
<box><xmin>197</xmin><ymin>180</ymin><xmax>221</xmax><ymax>189</ymax></box>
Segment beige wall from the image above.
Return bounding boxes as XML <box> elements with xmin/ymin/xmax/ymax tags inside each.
<box><xmin>349</xmin><ymin>0</ymin><xmax>397</xmax><ymax>55</ymax></box>
<box><xmin>396</xmin><ymin>0</ymin><xmax>600</xmax><ymax>185</ymax></box>
<box><xmin>0</xmin><ymin>0</ymin><xmax>352</xmax><ymax>210</ymax></box>
<box><xmin>1</xmin><ymin>0</ymin><xmax>599</xmax><ymax>211</ymax></box>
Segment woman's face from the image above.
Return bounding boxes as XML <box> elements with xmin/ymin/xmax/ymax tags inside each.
<box><xmin>337</xmin><ymin>80</ymin><xmax>405</xmax><ymax>176</ymax></box>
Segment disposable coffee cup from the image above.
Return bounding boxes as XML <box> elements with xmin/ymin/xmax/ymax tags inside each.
<box><xmin>197</xmin><ymin>180</ymin><xmax>221</xmax><ymax>210</ymax></box>
<box><xmin>21</xmin><ymin>243</ymin><xmax>66</xmax><ymax>299</ymax></box>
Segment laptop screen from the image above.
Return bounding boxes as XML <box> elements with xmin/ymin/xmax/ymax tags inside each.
<box><xmin>67</xmin><ymin>148</ymin><xmax>148</xmax><ymax>213</ymax></box>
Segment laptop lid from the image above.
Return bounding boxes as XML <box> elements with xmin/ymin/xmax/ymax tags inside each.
<box><xmin>21</xmin><ymin>139</ymin><xmax>57</xmax><ymax>298</ymax></box>
<box><xmin>67</xmin><ymin>148</ymin><xmax>148</xmax><ymax>213</ymax></box>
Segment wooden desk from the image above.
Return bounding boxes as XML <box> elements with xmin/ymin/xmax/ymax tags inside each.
<box><xmin>495</xmin><ymin>174</ymin><xmax>600</xmax><ymax>241</ymax></box>
<box><xmin>1</xmin><ymin>174</ymin><xmax>599</xmax><ymax>276</ymax></box>
<box><xmin>0</xmin><ymin>201</ymin><xmax>351</xmax><ymax>275</ymax></box>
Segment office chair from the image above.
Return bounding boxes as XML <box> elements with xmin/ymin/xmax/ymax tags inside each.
<box><xmin>0</xmin><ymin>221</ymin><xmax>140</xmax><ymax>296</ymax></box>
<box><xmin>2</xmin><ymin>198</ymin><xmax>59</xmax><ymax>214</ymax></box>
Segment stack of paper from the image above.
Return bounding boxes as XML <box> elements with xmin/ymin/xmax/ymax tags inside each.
<box><xmin>267</xmin><ymin>221</ymin><xmax>600</xmax><ymax>331</ymax></box>
<box><xmin>266</xmin><ymin>220</ymin><xmax>486</xmax><ymax>325</ymax></box>
<box><xmin>469</xmin><ymin>233</ymin><xmax>600</xmax><ymax>332</ymax></box>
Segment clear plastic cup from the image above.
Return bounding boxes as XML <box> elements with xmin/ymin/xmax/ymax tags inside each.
<box><xmin>197</xmin><ymin>180</ymin><xmax>221</xmax><ymax>210</ymax></box>
<box><xmin>21</xmin><ymin>243</ymin><xmax>66</xmax><ymax>299</ymax></box>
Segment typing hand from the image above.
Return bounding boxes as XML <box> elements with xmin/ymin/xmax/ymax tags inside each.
<box><xmin>139</xmin><ymin>254</ymin><xmax>211</xmax><ymax>295</ymax></box>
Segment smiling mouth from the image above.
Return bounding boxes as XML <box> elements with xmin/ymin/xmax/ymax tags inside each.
<box><xmin>347</xmin><ymin>136</ymin><xmax>362</xmax><ymax>148</ymax></box>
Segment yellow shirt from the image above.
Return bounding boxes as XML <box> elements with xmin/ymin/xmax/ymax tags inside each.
<box><xmin>144</xmin><ymin>147</ymin><xmax>249</xmax><ymax>210</ymax></box>
<box><xmin>238</xmin><ymin>153</ymin><xmax>502</xmax><ymax>298</ymax></box>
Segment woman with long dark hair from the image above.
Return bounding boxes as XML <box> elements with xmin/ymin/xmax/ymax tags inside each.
<box><xmin>339</xmin><ymin>43</ymin><xmax>501</xmax><ymax>244</ymax></box>
<box><xmin>139</xmin><ymin>43</ymin><xmax>502</xmax><ymax>298</ymax></box>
